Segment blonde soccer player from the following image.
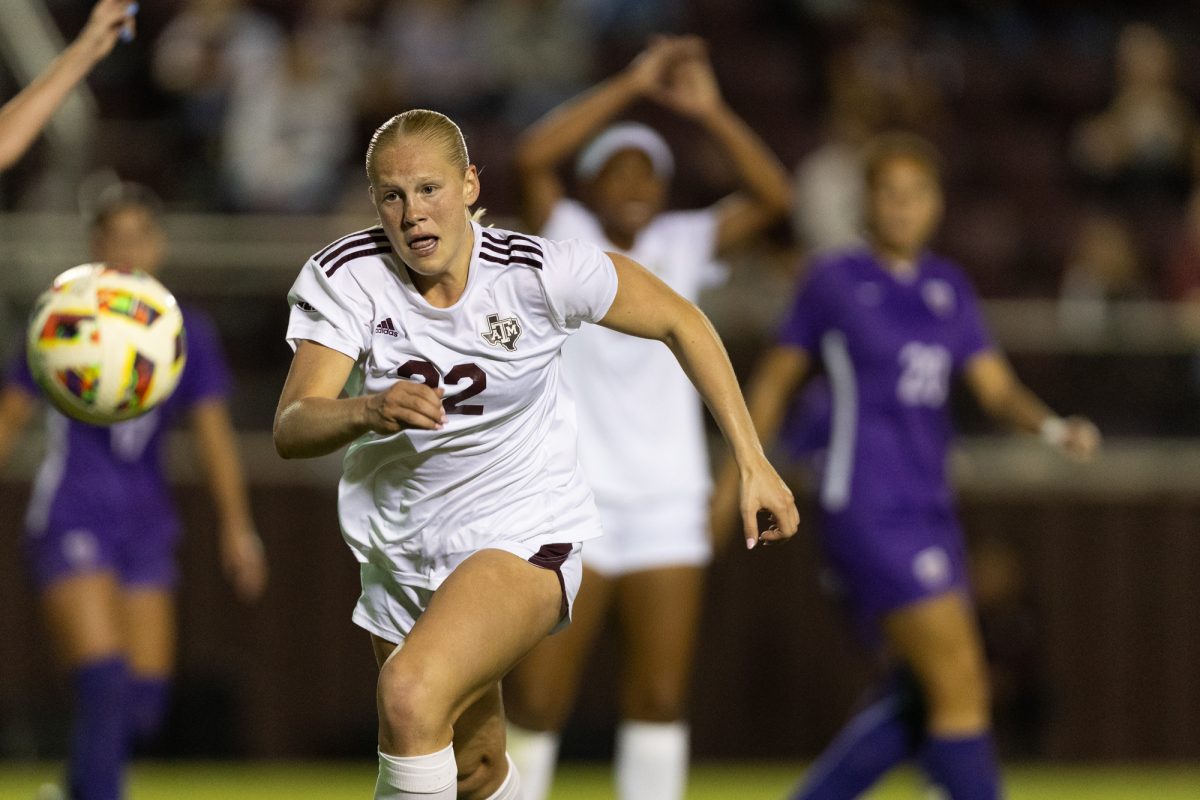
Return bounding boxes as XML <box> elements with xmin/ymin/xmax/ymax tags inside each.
<box><xmin>273</xmin><ymin>108</ymin><xmax>798</xmax><ymax>800</ymax></box>
<box><xmin>503</xmin><ymin>34</ymin><xmax>792</xmax><ymax>800</ymax></box>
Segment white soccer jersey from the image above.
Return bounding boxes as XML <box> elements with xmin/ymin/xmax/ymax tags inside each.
<box><xmin>286</xmin><ymin>221</ymin><xmax>618</xmax><ymax>588</ymax></box>
<box><xmin>543</xmin><ymin>198</ymin><xmax>725</xmax><ymax>506</ymax></box>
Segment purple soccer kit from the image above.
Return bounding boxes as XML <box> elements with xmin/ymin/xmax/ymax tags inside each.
<box><xmin>12</xmin><ymin>308</ymin><xmax>232</xmax><ymax>589</ymax></box>
<box><xmin>777</xmin><ymin>246</ymin><xmax>993</xmax><ymax>636</ymax></box>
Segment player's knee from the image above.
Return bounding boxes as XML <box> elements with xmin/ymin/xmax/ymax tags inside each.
<box><xmin>505</xmin><ymin>683</ymin><xmax>572</xmax><ymax>731</ymax></box>
<box><xmin>917</xmin><ymin>649</ymin><xmax>991</xmax><ymax>729</ymax></box>
<box><xmin>622</xmin><ymin>678</ymin><xmax>688</xmax><ymax>723</ymax></box>
<box><xmin>377</xmin><ymin>663</ymin><xmax>449</xmax><ymax>748</ymax></box>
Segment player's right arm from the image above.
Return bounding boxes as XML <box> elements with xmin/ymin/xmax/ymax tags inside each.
<box><xmin>710</xmin><ymin>345</ymin><xmax>811</xmax><ymax>549</ymax></box>
<box><xmin>0</xmin><ymin>384</ymin><xmax>37</xmax><ymax>471</ymax></box>
<box><xmin>273</xmin><ymin>340</ymin><xmax>446</xmax><ymax>459</ymax></box>
<box><xmin>514</xmin><ymin>36</ymin><xmax>699</xmax><ymax>232</ymax></box>
<box><xmin>0</xmin><ymin>0</ymin><xmax>135</xmax><ymax>170</ymax></box>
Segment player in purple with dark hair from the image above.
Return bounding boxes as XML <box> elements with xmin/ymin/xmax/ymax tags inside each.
<box><xmin>714</xmin><ymin>133</ymin><xmax>1100</xmax><ymax>799</ymax></box>
<box><xmin>0</xmin><ymin>184</ymin><xmax>267</xmax><ymax>800</ymax></box>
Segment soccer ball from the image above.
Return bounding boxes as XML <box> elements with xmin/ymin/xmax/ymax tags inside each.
<box><xmin>26</xmin><ymin>264</ymin><xmax>186</xmax><ymax>425</ymax></box>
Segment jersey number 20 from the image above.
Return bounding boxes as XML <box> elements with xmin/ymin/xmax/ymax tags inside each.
<box><xmin>397</xmin><ymin>359</ymin><xmax>486</xmax><ymax>415</ymax></box>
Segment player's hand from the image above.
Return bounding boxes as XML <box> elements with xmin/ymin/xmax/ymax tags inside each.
<box><xmin>736</xmin><ymin>456</ymin><xmax>799</xmax><ymax>550</ymax></box>
<box><xmin>652</xmin><ymin>46</ymin><xmax>724</xmax><ymax>119</ymax></box>
<box><xmin>77</xmin><ymin>0</ymin><xmax>138</xmax><ymax>59</ymax></box>
<box><xmin>625</xmin><ymin>35</ymin><xmax>704</xmax><ymax>97</ymax></box>
<box><xmin>220</xmin><ymin>521</ymin><xmax>268</xmax><ymax>603</ymax></box>
<box><xmin>365</xmin><ymin>381</ymin><xmax>447</xmax><ymax>434</ymax></box>
<box><xmin>1057</xmin><ymin>416</ymin><xmax>1101</xmax><ymax>462</ymax></box>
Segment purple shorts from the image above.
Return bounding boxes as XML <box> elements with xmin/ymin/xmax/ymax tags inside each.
<box><xmin>24</xmin><ymin>502</ymin><xmax>181</xmax><ymax>591</ymax></box>
<box><xmin>817</xmin><ymin>506</ymin><xmax>969</xmax><ymax>644</ymax></box>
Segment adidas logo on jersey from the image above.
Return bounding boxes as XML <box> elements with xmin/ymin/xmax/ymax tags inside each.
<box><xmin>375</xmin><ymin>318</ymin><xmax>399</xmax><ymax>337</ymax></box>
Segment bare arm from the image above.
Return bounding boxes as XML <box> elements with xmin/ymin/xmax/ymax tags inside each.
<box><xmin>0</xmin><ymin>0</ymin><xmax>134</xmax><ymax>170</ymax></box>
<box><xmin>191</xmin><ymin>399</ymin><xmax>267</xmax><ymax>601</ymax></box>
<box><xmin>711</xmin><ymin>346</ymin><xmax>811</xmax><ymax>549</ymax></box>
<box><xmin>273</xmin><ymin>340</ymin><xmax>446</xmax><ymax>459</ymax></box>
<box><xmin>654</xmin><ymin>52</ymin><xmax>792</xmax><ymax>251</ymax></box>
<box><xmin>514</xmin><ymin>36</ymin><xmax>698</xmax><ymax>232</ymax></box>
<box><xmin>0</xmin><ymin>385</ymin><xmax>38</xmax><ymax>471</ymax></box>
<box><xmin>597</xmin><ymin>252</ymin><xmax>798</xmax><ymax>547</ymax></box>
<box><xmin>964</xmin><ymin>350</ymin><xmax>1100</xmax><ymax>460</ymax></box>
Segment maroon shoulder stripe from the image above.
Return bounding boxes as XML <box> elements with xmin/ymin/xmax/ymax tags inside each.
<box><xmin>325</xmin><ymin>244</ymin><xmax>392</xmax><ymax>277</ymax></box>
<box><xmin>482</xmin><ymin>229</ymin><xmax>542</xmax><ymax>249</ymax></box>
<box><xmin>318</xmin><ymin>232</ymin><xmax>390</xmax><ymax>268</ymax></box>
<box><xmin>314</xmin><ymin>227</ymin><xmax>386</xmax><ymax>263</ymax></box>
<box><xmin>479</xmin><ymin>239</ymin><xmax>543</xmax><ymax>258</ymax></box>
<box><xmin>478</xmin><ymin>251</ymin><xmax>542</xmax><ymax>270</ymax></box>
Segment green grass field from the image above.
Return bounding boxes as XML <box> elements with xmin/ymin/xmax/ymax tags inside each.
<box><xmin>2</xmin><ymin>762</ymin><xmax>1197</xmax><ymax>799</ymax></box>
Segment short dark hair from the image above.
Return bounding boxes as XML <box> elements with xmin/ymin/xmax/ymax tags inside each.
<box><xmin>862</xmin><ymin>132</ymin><xmax>942</xmax><ymax>188</ymax></box>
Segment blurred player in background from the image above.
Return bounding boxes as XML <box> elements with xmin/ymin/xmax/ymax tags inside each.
<box><xmin>274</xmin><ymin>108</ymin><xmax>796</xmax><ymax>800</ymax></box>
<box><xmin>504</xmin><ymin>35</ymin><xmax>791</xmax><ymax>800</ymax></box>
<box><xmin>0</xmin><ymin>0</ymin><xmax>136</xmax><ymax>171</ymax></box>
<box><xmin>0</xmin><ymin>184</ymin><xmax>267</xmax><ymax>800</ymax></box>
<box><xmin>713</xmin><ymin>133</ymin><xmax>1100</xmax><ymax>800</ymax></box>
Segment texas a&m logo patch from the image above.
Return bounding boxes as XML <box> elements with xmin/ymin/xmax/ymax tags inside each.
<box><xmin>480</xmin><ymin>313</ymin><xmax>522</xmax><ymax>352</ymax></box>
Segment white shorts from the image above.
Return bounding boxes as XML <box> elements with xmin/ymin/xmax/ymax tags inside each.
<box><xmin>582</xmin><ymin>497</ymin><xmax>711</xmax><ymax>578</ymax></box>
<box><xmin>352</xmin><ymin>541</ymin><xmax>584</xmax><ymax>645</ymax></box>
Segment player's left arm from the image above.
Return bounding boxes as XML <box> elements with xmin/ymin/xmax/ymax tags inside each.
<box><xmin>654</xmin><ymin>46</ymin><xmax>792</xmax><ymax>252</ymax></box>
<box><xmin>190</xmin><ymin>398</ymin><xmax>268</xmax><ymax>601</ymax></box>
<box><xmin>597</xmin><ymin>252</ymin><xmax>799</xmax><ymax>548</ymax></box>
<box><xmin>963</xmin><ymin>350</ymin><xmax>1101</xmax><ymax>461</ymax></box>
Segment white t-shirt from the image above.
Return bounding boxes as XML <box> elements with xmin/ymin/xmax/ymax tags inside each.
<box><xmin>285</xmin><ymin>221</ymin><xmax>618</xmax><ymax>588</ymax></box>
<box><xmin>542</xmin><ymin>198</ymin><xmax>725</xmax><ymax>506</ymax></box>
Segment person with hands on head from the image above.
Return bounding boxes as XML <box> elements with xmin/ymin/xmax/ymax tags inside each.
<box><xmin>0</xmin><ymin>0</ymin><xmax>137</xmax><ymax>170</ymax></box>
<box><xmin>713</xmin><ymin>132</ymin><xmax>1099</xmax><ymax>800</ymax></box>
<box><xmin>504</xmin><ymin>35</ymin><xmax>792</xmax><ymax>800</ymax></box>
<box><xmin>0</xmin><ymin>182</ymin><xmax>266</xmax><ymax>800</ymax></box>
<box><xmin>273</xmin><ymin>107</ymin><xmax>795</xmax><ymax>800</ymax></box>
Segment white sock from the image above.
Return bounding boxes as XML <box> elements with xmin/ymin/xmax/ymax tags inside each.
<box><xmin>615</xmin><ymin>720</ymin><xmax>689</xmax><ymax>800</ymax></box>
<box><xmin>376</xmin><ymin>744</ymin><xmax>457</xmax><ymax>799</ymax></box>
<box><xmin>483</xmin><ymin>754</ymin><xmax>521</xmax><ymax>800</ymax></box>
<box><xmin>506</xmin><ymin>723</ymin><xmax>560</xmax><ymax>800</ymax></box>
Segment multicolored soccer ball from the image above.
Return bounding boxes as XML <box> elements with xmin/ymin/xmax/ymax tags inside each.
<box><xmin>26</xmin><ymin>264</ymin><xmax>186</xmax><ymax>425</ymax></box>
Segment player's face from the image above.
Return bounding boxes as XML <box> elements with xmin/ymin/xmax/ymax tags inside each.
<box><xmin>584</xmin><ymin>149</ymin><xmax>667</xmax><ymax>246</ymax></box>
<box><xmin>866</xmin><ymin>157</ymin><xmax>943</xmax><ymax>258</ymax></box>
<box><xmin>370</xmin><ymin>135</ymin><xmax>480</xmax><ymax>282</ymax></box>
<box><xmin>91</xmin><ymin>207</ymin><xmax>167</xmax><ymax>275</ymax></box>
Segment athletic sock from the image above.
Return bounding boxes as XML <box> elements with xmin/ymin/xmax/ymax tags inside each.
<box><xmin>483</xmin><ymin>754</ymin><xmax>521</xmax><ymax>800</ymax></box>
<box><xmin>67</xmin><ymin>658</ymin><xmax>128</xmax><ymax>800</ymax></box>
<box><xmin>375</xmin><ymin>745</ymin><xmax>457</xmax><ymax>799</ymax></box>
<box><xmin>127</xmin><ymin>676</ymin><xmax>171</xmax><ymax>746</ymax></box>
<box><xmin>918</xmin><ymin>732</ymin><xmax>1002</xmax><ymax>800</ymax></box>
<box><xmin>614</xmin><ymin>720</ymin><xmax>689</xmax><ymax>800</ymax></box>
<box><xmin>506</xmin><ymin>723</ymin><xmax>559</xmax><ymax>800</ymax></box>
<box><xmin>790</xmin><ymin>672</ymin><xmax>923</xmax><ymax>800</ymax></box>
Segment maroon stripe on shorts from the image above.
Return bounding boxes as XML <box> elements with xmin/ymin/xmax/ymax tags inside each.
<box><xmin>528</xmin><ymin>543</ymin><xmax>572</xmax><ymax>620</ymax></box>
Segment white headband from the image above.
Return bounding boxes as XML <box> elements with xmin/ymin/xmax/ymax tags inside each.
<box><xmin>575</xmin><ymin>122</ymin><xmax>674</xmax><ymax>181</ymax></box>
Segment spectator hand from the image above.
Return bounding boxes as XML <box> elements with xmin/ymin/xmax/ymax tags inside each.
<box><xmin>625</xmin><ymin>35</ymin><xmax>705</xmax><ymax>98</ymax></box>
<box><xmin>78</xmin><ymin>0</ymin><xmax>138</xmax><ymax>59</ymax></box>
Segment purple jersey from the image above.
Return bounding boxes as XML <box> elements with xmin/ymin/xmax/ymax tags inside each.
<box><xmin>10</xmin><ymin>308</ymin><xmax>232</xmax><ymax>588</ymax></box>
<box><xmin>777</xmin><ymin>247</ymin><xmax>992</xmax><ymax>517</ymax></box>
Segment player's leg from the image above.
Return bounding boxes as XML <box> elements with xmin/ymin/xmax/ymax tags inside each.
<box><xmin>41</xmin><ymin>572</ymin><xmax>128</xmax><ymax>800</ymax></box>
<box><xmin>788</xmin><ymin>667</ymin><xmax>924</xmax><ymax>800</ymax></box>
<box><xmin>119</xmin><ymin>588</ymin><xmax>176</xmax><ymax>745</ymax></box>
<box><xmin>505</xmin><ymin>565</ymin><xmax>615</xmax><ymax>800</ymax></box>
<box><xmin>612</xmin><ymin>564</ymin><xmax>705</xmax><ymax>800</ymax></box>
<box><xmin>883</xmin><ymin>591</ymin><xmax>1000</xmax><ymax>800</ymax></box>
<box><xmin>373</xmin><ymin>548</ymin><xmax>566</xmax><ymax>799</ymax></box>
